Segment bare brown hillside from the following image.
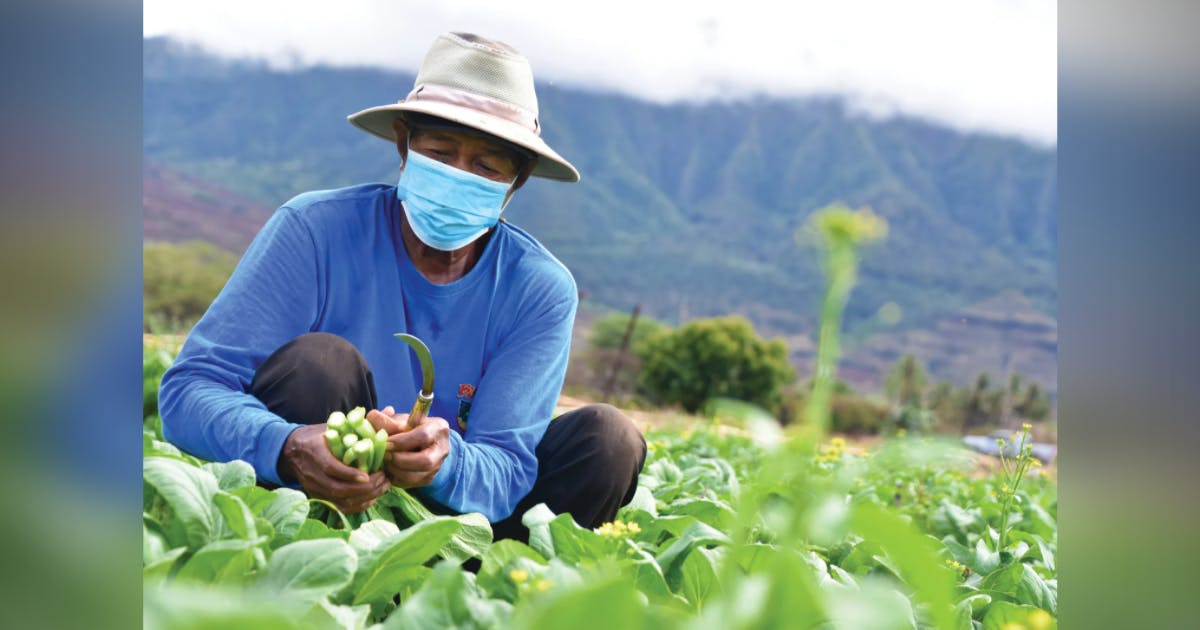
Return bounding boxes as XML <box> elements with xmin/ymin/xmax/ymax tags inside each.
<box><xmin>143</xmin><ymin>160</ymin><xmax>273</xmax><ymax>254</ymax></box>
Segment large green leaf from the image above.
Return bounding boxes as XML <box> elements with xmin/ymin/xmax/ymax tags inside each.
<box><xmin>618</xmin><ymin>485</ymin><xmax>659</xmax><ymax>519</ymax></box>
<box><xmin>212</xmin><ymin>491</ymin><xmax>258</xmax><ymax>541</ymax></box>
<box><xmin>143</xmin><ymin>456</ymin><xmax>221</xmax><ymax>550</ymax></box>
<box><xmin>630</xmin><ymin>545</ymin><xmax>689</xmax><ymax>610</ymax></box>
<box><xmin>202</xmin><ymin>460</ymin><xmax>257</xmax><ymax>491</ymax></box>
<box><xmin>144</xmin><ymin>547</ymin><xmax>187</xmax><ymax>584</ymax></box>
<box><xmin>145</xmin><ymin>522</ymin><xmax>168</xmax><ymax>564</ymax></box>
<box><xmin>676</xmin><ymin>546</ymin><xmax>720</xmax><ymax>610</ymax></box>
<box><xmin>522</xmin><ymin>503</ymin><xmax>558</xmax><ymax>559</ymax></box>
<box><xmin>258</xmin><ymin>488</ymin><xmax>310</xmax><ymax>548</ymax></box>
<box><xmin>477</xmin><ymin>539</ymin><xmax>548</xmax><ymax>601</ymax></box>
<box><xmin>262</xmin><ymin>538</ymin><xmax>357</xmax><ymax>603</ymax></box>
<box><xmin>302</xmin><ymin>600</ymin><xmax>372</xmax><ymax>630</ymax></box>
<box><xmin>717</xmin><ymin>549</ymin><xmax>826</xmax><ymax>629</ymax></box>
<box><xmin>639</xmin><ymin>514</ymin><xmax>701</xmax><ymax>547</ymax></box>
<box><xmin>294</xmin><ymin>517</ymin><xmax>346</xmax><ymax>542</ymax></box>
<box><xmin>382</xmin><ymin>561</ymin><xmax>513</xmax><ymax>630</ymax></box>
<box><xmin>346</xmin><ymin>518</ymin><xmax>462</xmax><ymax>607</ymax></box>
<box><xmin>174</xmin><ymin>538</ymin><xmax>261</xmax><ymax>585</ymax></box>
<box><xmin>943</xmin><ymin>536</ymin><xmax>1000</xmax><ymax>575</ymax></box>
<box><xmin>730</xmin><ymin>543</ymin><xmax>778</xmax><ymax>574</ymax></box>
<box><xmin>348</xmin><ymin>519</ymin><xmax>401</xmax><ymax>553</ymax></box>
<box><xmin>144</xmin><ymin>584</ymin><xmax>307</xmax><ymax>629</ymax></box>
<box><xmin>509</xmin><ymin>572</ymin><xmax>658</xmax><ymax>630</ymax></box>
<box><xmin>981</xmin><ymin>601</ymin><xmax>1056</xmax><ymax>630</ymax></box>
<box><xmin>1010</xmin><ymin>531</ymin><xmax>1056</xmax><ymax>572</ymax></box>
<box><xmin>851</xmin><ymin>503</ymin><xmax>958</xmax><ymax>630</ymax></box>
<box><xmin>546</xmin><ymin>513</ymin><xmax>607</xmax><ymax>563</ymax></box>
<box><xmin>980</xmin><ymin>561</ymin><xmax>1057</xmax><ymax>614</ymax></box>
<box><xmin>656</xmin><ymin>521</ymin><xmax>730</xmax><ymax>584</ymax></box>
<box><xmin>929</xmin><ymin>499</ymin><xmax>983</xmax><ymax>543</ymax></box>
<box><xmin>377</xmin><ymin>487</ymin><xmax>492</xmax><ymax>562</ymax></box>
<box><xmin>442</xmin><ymin>511</ymin><xmax>493</xmax><ymax>563</ymax></box>
<box><xmin>824</xmin><ymin>575</ymin><xmax>918</xmax><ymax>630</ymax></box>
<box><xmin>668</xmin><ymin>497</ymin><xmax>736</xmax><ymax>531</ymax></box>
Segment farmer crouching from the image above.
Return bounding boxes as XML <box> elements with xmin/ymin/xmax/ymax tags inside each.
<box><xmin>158</xmin><ymin>32</ymin><xmax>646</xmax><ymax>542</ymax></box>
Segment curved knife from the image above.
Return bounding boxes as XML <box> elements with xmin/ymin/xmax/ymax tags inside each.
<box><xmin>394</xmin><ymin>333</ymin><xmax>435</xmax><ymax>430</ymax></box>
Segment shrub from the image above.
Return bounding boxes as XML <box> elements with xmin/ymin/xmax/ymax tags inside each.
<box><xmin>143</xmin><ymin>240</ymin><xmax>238</xmax><ymax>332</ymax></box>
<box><xmin>637</xmin><ymin>316</ymin><xmax>794</xmax><ymax>413</ymax></box>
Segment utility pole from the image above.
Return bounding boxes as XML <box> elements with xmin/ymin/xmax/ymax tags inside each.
<box><xmin>601</xmin><ymin>304</ymin><xmax>641</xmax><ymax>404</ymax></box>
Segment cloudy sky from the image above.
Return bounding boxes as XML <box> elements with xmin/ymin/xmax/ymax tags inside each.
<box><xmin>143</xmin><ymin>0</ymin><xmax>1056</xmax><ymax>145</ymax></box>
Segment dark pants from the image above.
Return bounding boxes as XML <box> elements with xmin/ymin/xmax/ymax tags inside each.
<box><xmin>250</xmin><ymin>332</ymin><xmax>647</xmax><ymax>541</ymax></box>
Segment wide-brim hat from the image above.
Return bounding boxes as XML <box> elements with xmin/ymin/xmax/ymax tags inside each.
<box><xmin>348</xmin><ymin>32</ymin><xmax>580</xmax><ymax>183</ymax></box>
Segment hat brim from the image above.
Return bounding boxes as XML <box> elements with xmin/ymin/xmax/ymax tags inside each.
<box><xmin>348</xmin><ymin>101</ymin><xmax>580</xmax><ymax>183</ymax></box>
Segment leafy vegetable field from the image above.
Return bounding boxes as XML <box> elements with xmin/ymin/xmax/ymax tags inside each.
<box><xmin>143</xmin><ymin>341</ymin><xmax>1057</xmax><ymax>630</ymax></box>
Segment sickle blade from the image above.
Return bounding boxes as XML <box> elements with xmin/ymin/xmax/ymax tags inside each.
<box><xmin>394</xmin><ymin>333</ymin><xmax>435</xmax><ymax>395</ymax></box>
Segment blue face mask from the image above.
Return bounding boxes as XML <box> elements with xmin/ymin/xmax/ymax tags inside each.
<box><xmin>396</xmin><ymin>148</ymin><xmax>515</xmax><ymax>251</ymax></box>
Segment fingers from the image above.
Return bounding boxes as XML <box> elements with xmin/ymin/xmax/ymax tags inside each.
<box><xmin>386</xmin><ymin>416</ymin><xmax>447</xmax><ymax>452</ymax></box>
<box><xmin>388</xmin><ymin>448</ymin><xmax>447</xmax><ymax>473</ymax></box>
<box><xmin>366</xmin><ymin>408</ymin><xmax>404</xmax><ymax>435</ymax></box>
<box><xmin>315</xmin><ymin>447</ymin><xmax>371</xmax><ymax>484</ymax></box>
<box><xmin>323</xmin><ymin>471</ymin><xmax>390</xmax><ymax>512</ymax></box>
<box><xmin>388</xmin><ymin>469</ymin><xmax>438</xmax><ymax>488</ymax></box>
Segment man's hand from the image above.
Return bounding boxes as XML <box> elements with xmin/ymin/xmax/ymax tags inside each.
<box><xmin>278</xmin><ymin>424</ymin><xmax>390</xmax><ymax>513</ymax></box>
<box><xmin>378</xmin><ymin>412</ymin><xmax>451</xmax><ymax>488</ymax></box>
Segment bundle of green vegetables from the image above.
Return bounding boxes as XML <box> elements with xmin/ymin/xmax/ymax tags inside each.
<box><xmin>324</xmin><ymin>407</ymin><xmax>388</xmax><ymax>473</ymax></box>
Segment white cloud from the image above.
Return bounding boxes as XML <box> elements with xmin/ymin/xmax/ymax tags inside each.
<box><xmin>143</xmin><ymin>0</ymin><xmax>1056</xmax><ymax>144</ymax></box>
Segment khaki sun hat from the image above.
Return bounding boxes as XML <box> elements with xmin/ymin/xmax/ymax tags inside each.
<box><xmin>348</xmin><ymin>32</ymin><xmax>580</xmax><ymax>183</ymax></box>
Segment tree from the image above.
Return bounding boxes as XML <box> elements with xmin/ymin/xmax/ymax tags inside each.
<box><xmin>1013</xmin><ymin>382</ymin><xmax>1052</xmax><ymax>422</ymax></box>
<box><xmin>961</xmin><ymin>372</ymin><xmax>997</xmax><ymax>434</ymax></box>
<box><xmin>885</xmin><ymin>354</ymin><xmax>928</xmax><ymax>407</ymax></box>
<box><xmin>590</xmin><ymin>312</ymin><xmax>666</xmax><ymax>354</ymax></box>
<box><xmin>637</xmin><ymin>315</ymin><xmax>795</xmax><ymax>413</ymax></box>
<box><xmin>581</xmin><ymin>311</ymin><xmax>668</xmax><ymax>400</ymax></box>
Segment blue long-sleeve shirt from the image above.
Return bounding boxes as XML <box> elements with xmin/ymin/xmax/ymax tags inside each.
<box><xmin>159</xmin><ymin>183</ymin><xmax>577</xmax><ymax>522</ymax></box>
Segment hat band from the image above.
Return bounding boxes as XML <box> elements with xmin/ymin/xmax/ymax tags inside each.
<box><xmin>405</xmin><ymin>83</ymin><xmax>540</xmax><ymax>136</ymax></box>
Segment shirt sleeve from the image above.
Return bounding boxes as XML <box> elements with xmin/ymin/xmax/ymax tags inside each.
<box><xmin>158</xmin><ymin>206</ymin><xmax>322</xmax><ymax>486</ymax></box>
<box><xmin>417</xmin><ymin>265</ymin><xmax>578</xmax><ymax>522</ymax></box>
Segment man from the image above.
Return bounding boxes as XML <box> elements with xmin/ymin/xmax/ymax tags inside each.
<box><xmin>159</xmin><ymin>32</ymin><xmax>646</xmax><ymax>541</ymax></box>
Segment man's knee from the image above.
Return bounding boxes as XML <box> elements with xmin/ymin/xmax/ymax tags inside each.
<box><xmin>572</xmin><ymin>403</ymin><xmax>647</xmax><ymax>475</ymax></box>
<box><xmin>272</xmin><ymin>332</ymin><xmax>368</xmax><ymax>380</ymax></box>
<box><xmin>250</xmin><ymin>332</ymin><xmax>377</xmax><ymax>424</ymax></box>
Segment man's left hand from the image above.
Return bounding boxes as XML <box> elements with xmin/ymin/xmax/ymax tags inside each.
<box><xmin>383</xmin><ymin>414</ymin><xmax>451</xmax><ymax>488</ymax></box>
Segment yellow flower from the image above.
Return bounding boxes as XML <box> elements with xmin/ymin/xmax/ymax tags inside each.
<box><xmin>535</xmin><ymin>579</ymin><xmax>553</xmax><ymax>592</ymax></box>
<box><xmin>1022</xmin><ymin>422</ymin><xmax>1033</xmax><ymax>432</ymax></box>
<box><xmin>508</xmin><ymin>569</ymin><xmax>529</xmax><ymax>584</ymax></box>
<box><xmin>597</xmin><ymin>520</ymin><xmax>638</xmax><ymax>538</ymax></box>
<box><xmin>830</xmin><ymin>436</ymin><xmax>846</xmax><ymax>448</ymax></box>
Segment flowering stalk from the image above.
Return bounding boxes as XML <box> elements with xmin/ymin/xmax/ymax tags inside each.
<box><xmin>994</xmin><ymin>423</ymin><xmax>1037</xmax><ymax>552</ymax></box>
<box><xmin>802</xmin><ymin>205</ymin><xmax>887</xmax><ymax>435</ymax></box>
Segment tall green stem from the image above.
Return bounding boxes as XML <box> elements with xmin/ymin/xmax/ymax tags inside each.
<box><xmin>804</xmin><ymin>244</ymin><xmax>856</xmax><ymax>435</ymax></box>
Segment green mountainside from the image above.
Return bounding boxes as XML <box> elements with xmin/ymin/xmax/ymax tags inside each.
<box><xmin>143</xmin><ymin>37</ymin><xmax>1056</xmax><ymax>393</ymax></box>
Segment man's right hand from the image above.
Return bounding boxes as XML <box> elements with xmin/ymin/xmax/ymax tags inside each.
<box><xmin>277</xmin><ymin>423</ymin><xmax>391</xmax><ymax>514</ymax></box>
